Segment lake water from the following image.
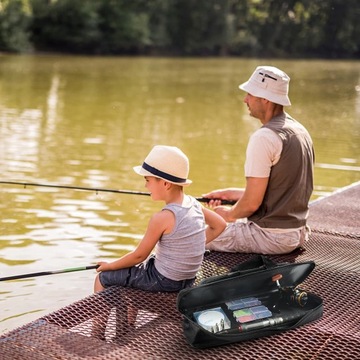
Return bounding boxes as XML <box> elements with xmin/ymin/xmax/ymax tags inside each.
<box><xmin>0</xmin><ymin>55</ymin><xmax>359</xmax><ymax>334</ymax></box>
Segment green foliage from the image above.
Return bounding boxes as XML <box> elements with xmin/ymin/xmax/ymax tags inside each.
<box><xmin>166</xmin><ymin>0</ymin><xmax>231</xmax><ymax>55</ymax></box>
<box><xmin>0</xmin><ymin>0</ymin><xmax>358</xmax><ymax>57</ymax></box>
<box><xmin>96</xmin><ymin>0</ymin><xmax>151</xmax><ymax>54</ymax></box>
<box><xmin>30</xmin><ymin>0</ymin><xmax>99</xmax><ymax>53</ymax></box>
<box><xmin>0</xmin><ymin>0</ymin><xmax>31</xmax><ymax>52</ymax></box>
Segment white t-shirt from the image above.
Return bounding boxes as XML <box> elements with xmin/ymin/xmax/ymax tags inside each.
<box><xmin>244</xmin><ymin>127</ymin><xmax>283</xmax><ymax>177</ymax></box>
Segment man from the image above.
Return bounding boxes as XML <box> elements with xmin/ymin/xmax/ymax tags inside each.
<box><xmin>204</xmin><ymin>66</ymin><xmax>314</xmax><ymax>254</ymax></box>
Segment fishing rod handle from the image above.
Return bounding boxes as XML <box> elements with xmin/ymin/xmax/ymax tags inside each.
<box><xmin>196</xmin><ymin>197</ymin><xmax>236</xmax><ymax>206</ymax></box>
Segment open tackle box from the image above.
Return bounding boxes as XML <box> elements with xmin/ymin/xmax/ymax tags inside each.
<box><xmin>177</xmin><ymin>255</ymin><xmax>323</xmax><ymax>348</ymax></box>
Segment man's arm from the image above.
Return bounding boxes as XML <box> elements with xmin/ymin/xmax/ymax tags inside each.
<box><xmin>213</xmin><ymin>177</ymin><xmax>269</xmax><ymax>222</ymax></box>
<box><xmin>202</xmin><ymin>187</ymin><xmax>245</xmax><ymax>202</ymax></box>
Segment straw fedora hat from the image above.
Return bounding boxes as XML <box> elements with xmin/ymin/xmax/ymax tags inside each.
<box><xmin>133</xmin><ymin>145</ymin><xmax>192</xmax><ymax>186</ymax></box>
<box><xmin>239</xmin><ymin>66</ymin><xmax>291</xmax><ymax>106</ymax></box>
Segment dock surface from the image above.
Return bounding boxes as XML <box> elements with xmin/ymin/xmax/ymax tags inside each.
<box><xmin>1</xmin><ymin>182</ymin><xmax>359</xmax><ymax>359</ymax></box>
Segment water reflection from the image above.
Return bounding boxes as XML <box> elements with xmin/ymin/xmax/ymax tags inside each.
<box><xmin>0</xmin><ymin>55</ymin><xmax>359</xmax><ymax>333</ymax></box>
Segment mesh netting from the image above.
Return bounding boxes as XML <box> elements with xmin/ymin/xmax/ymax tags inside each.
<box><xmin>1</xmin><ymin>183</ymin><xmax>359</xmax><ymax>359</ymax></box>
<box><xmin>308</xmin><ymin>180</ymin><xmax>360</xmax><ymax>238</ymax></box>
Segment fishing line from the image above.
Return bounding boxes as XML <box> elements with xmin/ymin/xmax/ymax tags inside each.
<box><xmin>0</xmin><ymin>180</ymin><xmax>235</xmax><ymax>205</ymax></box>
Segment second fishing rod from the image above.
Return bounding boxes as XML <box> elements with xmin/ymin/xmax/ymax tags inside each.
<box><xmin>0</xmin><ymin>180</ymin><xmax>236</xmax><ymax>205</ymax></box>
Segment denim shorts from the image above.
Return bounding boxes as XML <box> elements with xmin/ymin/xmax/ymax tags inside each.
<box><xmin>99</xmin><ymin>256</ymin><xmax>195</xmax><ymax>292</ymax></box>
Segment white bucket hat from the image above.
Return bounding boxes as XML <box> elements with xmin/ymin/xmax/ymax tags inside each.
<box><xmin>133</xmin><ymin>145</ymin><xmax>192</xmax><ymax>186</ymax></box>
<box><xmin>239</xmin><ymin>66</ymin><xmax>291</xmax><ymax>106</ymax></box>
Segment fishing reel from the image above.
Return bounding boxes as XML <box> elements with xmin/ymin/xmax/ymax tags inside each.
<box><xmin>280</xmin><ymin>286</ymin><xmax>308</xmax><ymax>307</ymax></box>
<box><xmin>271</xmin><ymin>274</ymin><xmax>308</xmax><ymax>309</ymax></box>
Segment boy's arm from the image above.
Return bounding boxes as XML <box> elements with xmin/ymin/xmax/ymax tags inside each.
<box><xmin>96</xmin><ymin>210</ymin><xmax>174</xmax><ymax>272</ymax></box>
<box><xmin>202</xmin><ymin>206</ymin><xmax>227</xmax><ymax>244</ymax></box>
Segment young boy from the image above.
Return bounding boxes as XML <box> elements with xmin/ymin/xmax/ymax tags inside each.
<box><xmin>94</xmin><ymin>145</ymin><xmax>226</xmax><ymax>293</ymax></box>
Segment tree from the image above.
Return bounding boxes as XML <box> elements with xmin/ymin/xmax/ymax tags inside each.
<box><xmin>96</xmin><ymin>0</ymin><xmax>150</xmax><ymax>54</ymax></box>
<box><xmin>166</xmin><ymin>0</ymin><xmax>232</xmax><ymax>55</ymax></box>
<box><xmin>0</xmin><ymin>0</ymin><xmax>31</xmax><ymax>52</ymax></box>
<box><xmin>0</xmin><ymin>0</ymin><xmax>358</xmax><ymax>57</ymax></box>
<box><xmin>30</xmin><ymin>0</ymin><xmax>99</xmax><ymax>53</ymax></box>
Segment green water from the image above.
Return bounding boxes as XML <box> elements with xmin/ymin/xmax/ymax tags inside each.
<box><xmin>0</xmin><ymin>55</ymin><xmax>359</xmax><ymax>334</ymax></box>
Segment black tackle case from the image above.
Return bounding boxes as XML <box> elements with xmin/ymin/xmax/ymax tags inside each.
<box><xmin>177</xmin><ymin>255</ymin><xmax>323</xmax><ymax>348</ymax></box>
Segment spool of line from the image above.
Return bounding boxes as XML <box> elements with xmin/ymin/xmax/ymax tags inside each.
<box><xmin>197</xmin><ymin>310</ymin><xmax>225</xmax><ymax>332</ymax></box>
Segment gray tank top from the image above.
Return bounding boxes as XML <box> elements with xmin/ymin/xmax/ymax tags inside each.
<box><xmin>154</xmin><ymin>195</ymin><xmax>206</xmax><ymax>281</ymax></box>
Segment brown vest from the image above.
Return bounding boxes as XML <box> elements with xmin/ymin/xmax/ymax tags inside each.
<box><xmin>248</xmin><ymin>113</ymin><xmax>314</xmax><ymax>228</ymax></box>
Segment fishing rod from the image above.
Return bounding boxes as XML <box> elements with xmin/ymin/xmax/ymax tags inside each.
<box><xmin>0</xmin><ymin>265</ymin><xmax>99</xmax><ymax>282</ymax></box>
<box><xmin>0</xmin><ymin>180</ymin><xmax>149</xmax><ymax>196</ymax></box>
<box><xmin>0</xmin><ymin>180</ymin><xmax>235</xmax><ymax>205</ymax></box>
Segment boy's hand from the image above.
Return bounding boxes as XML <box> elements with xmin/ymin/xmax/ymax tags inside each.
<box><xmin>96</xmin><ymin>261</ymin><xmax>109</xmax><ymax>272</ymax></box>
